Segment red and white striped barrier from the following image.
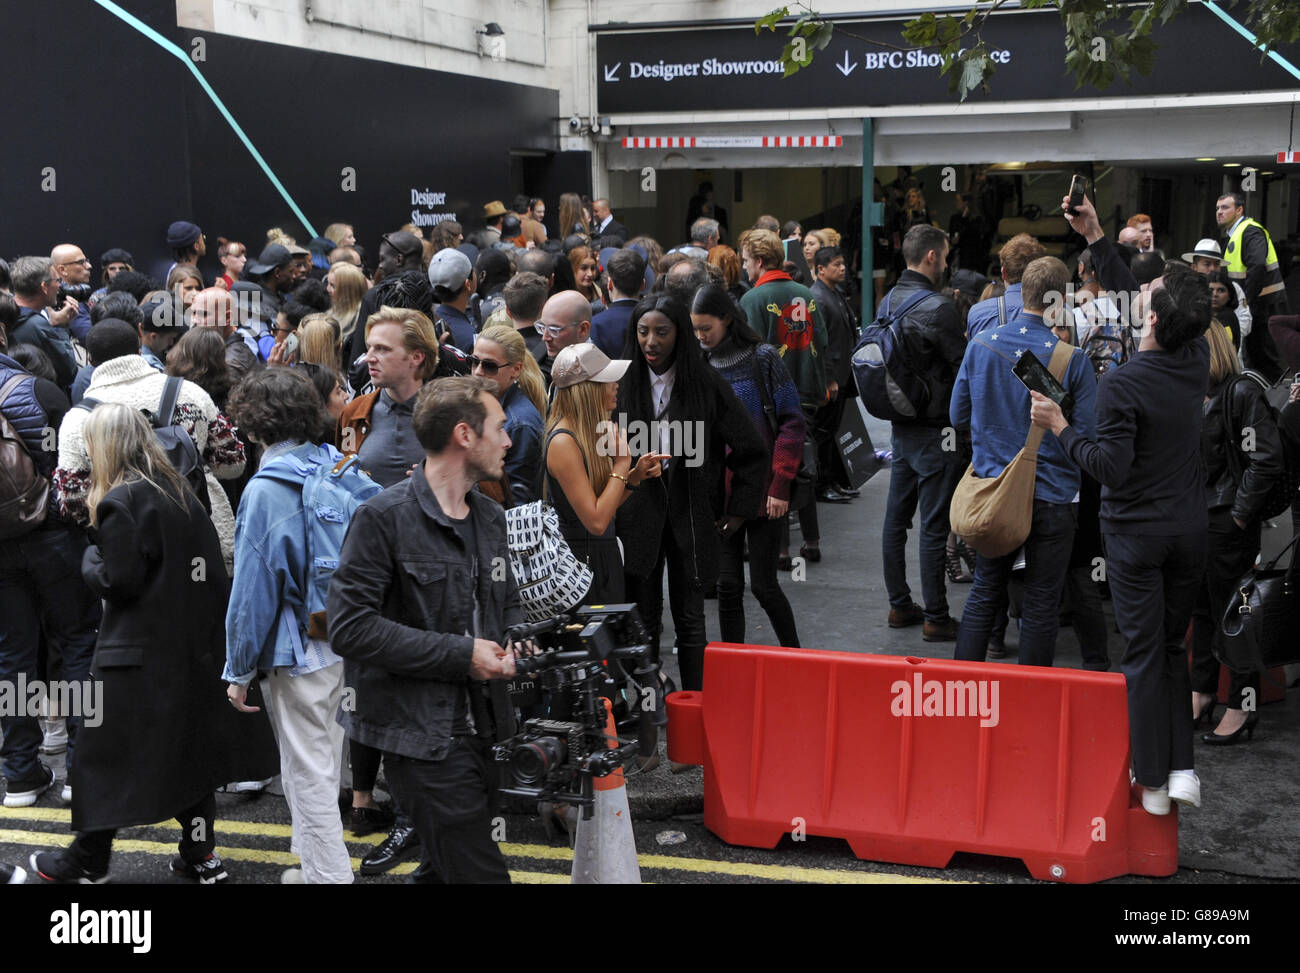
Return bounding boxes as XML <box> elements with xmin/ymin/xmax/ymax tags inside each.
<box><xmin>620</xmin><ymin>135</ymin><xmax>843</xmax><ymax>149</ymax></box>
<box><xmin>1278</xmin><ymin>151</ymin><xmax>1300</xmax><ymax>163</ymax></box>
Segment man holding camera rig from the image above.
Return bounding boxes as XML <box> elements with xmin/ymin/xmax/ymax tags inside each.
<box><xmin>328</xmin><ymin>376</ymin><xmax>521</xmax><ymax>884</ymax></box>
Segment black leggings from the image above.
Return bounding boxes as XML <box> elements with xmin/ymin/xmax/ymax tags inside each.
<box><xmin>718</xmin><ymin>517</ymin><xmax>800</xmax><ymax>647</ymax></box>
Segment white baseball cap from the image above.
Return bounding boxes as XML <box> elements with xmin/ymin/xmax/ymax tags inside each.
<box><xmin>551</xmin><ymin>342</ymin><xmax>630</xmax><ymax>389</ymax></box>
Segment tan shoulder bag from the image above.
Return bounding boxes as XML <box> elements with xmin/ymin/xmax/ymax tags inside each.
<box><xmin>949</xmin><ymin>341</ymin><xmax>1072</xmax><ymax>558</ymax></box>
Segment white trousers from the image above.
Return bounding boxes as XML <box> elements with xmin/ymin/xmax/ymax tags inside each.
<box><xmin>260</xmin><ymin>664</ymin><xmax>354</xmax><ymax>884</ymax></box>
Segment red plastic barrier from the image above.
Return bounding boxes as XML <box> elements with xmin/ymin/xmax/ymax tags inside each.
<box><xmin>667</xmin><ymin>643</ymin><xmax>1178</xmax><ymax>884</ymax></box>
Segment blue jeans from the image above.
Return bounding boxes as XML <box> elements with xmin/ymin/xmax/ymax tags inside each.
<box><xmin>882</xmin><ymin>423</ymin><xmax>963</xmax><ymax>622</ymax></box>
<box><xmin>0</xmin><ymin>527</ymin><xmax>101</xmax><ymax>783</ymax></box>
<box><xmin>955</xmin><ymin>500</ymin><xmax>1076</xmax><ymax>666</ymax></box>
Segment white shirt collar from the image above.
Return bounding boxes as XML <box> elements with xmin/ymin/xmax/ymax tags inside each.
<box><xmin>1228</xmin><ymin>215</ymin><xmax>1246</xmax><ymax>235</ymax></box>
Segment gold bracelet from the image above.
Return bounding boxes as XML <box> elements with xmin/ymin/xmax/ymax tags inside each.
<box><xmin>611</xmin><ymin>472</ymin><xmax>636</xmax><ymax>489</ymax></box>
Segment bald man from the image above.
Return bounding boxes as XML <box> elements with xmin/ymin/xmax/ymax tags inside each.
<box><xmin>539</xmin><ymin>291</ymin><xmax>593</xmax><ymax>369</ymax></box>
<box><xmin>192</xmin><ymin>287</ymin><xmax>261</xmax><ymax>381</ymax></box>
<box><xmin>50</xmin><ymin>243</ymin><xmax>93</xmax><ymax>343</ymax></box>
<box><xmin>1117</xmin><ymin>226</ymin><xmax>1141</xmax><ymax>248</ymax></box>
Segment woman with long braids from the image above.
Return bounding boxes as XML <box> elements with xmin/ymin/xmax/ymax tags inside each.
<box><xmin>615</xmin><ymin>293</ymin><xmax>768</xmax><ymax>694</ymax></box>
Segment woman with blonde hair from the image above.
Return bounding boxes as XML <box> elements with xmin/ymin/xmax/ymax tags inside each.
<box><xmin>327</xmin><ymin>261</ymin><xmax>366</xmax><ymax>347</ymax></box>
<box><xmin>297</xmin><ymin>313</ymin><xmax>342</xmax><ymax>371</ymax></box>
<box><xmin>323</xmin><ymin>223</ymin><xmax>355</xmax><ymax>248</ymax></box>
<box><xmin>166</xmin><ymin>265</ymin><xmax>204</xmax><ymax>309</ymax></box>
<box><xmin>811</xmin><ymin>227</ymin><xmax>842</xmax><ymax>248</ymax></box>
<box><xmin>473</xmin><ymin>323</ymin><xmax>548</xmax><ymax>504</ymax></box>
<box><xmin>546</xmin><ymin>342</ymin><xmax>664</xmax><ymax>601</ymax></box>
<box><xmin>558</xmin><ymin>192</ymin><xmax>588</xmax><ymax>240</ymax></box>
<box><xmin>1188</xmin><ymin>319</ymin><xmax>1282</xmax><ymax>745</ymax></box>
<box><xmin>215</xmin><ymin>238</ymin><xmax>246</xmax><ymax>290</ymax></box>
<box><xmin>27</xmin><ymin>403</ymin><xmax>271</xmax><ymax>884</ymax></box>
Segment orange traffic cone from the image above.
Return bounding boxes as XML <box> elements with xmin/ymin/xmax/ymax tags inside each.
<box><xmin>571</xmin><ymin>698</ymin><xmax>641</xmax><ymax>884</ymax></box>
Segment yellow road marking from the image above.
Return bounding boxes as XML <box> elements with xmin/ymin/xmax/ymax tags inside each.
<box><xmin>0</xmin><ymin>829</ymin><xmax>565</xmax><ymax>884</ymax></box>
<box><xmin>0</xmin><ymin>807</ymin><xmax>965</xmax><ymax>884</ymax></box>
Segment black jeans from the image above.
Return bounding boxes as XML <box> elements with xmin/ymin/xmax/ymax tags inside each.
<box><xmin>1189</xmin><ymin>511</ymin><xmax>1261</xmax><ymax>710</ymax></box>
<box><xmin>384</xmin><ymin>739</ymin><xmax>509</xmax><ymax>884</ymax></box>
<box><xmin>718</xmin><ymin>517</ymin><xmax>800</xmax><ymax>647</ymax></box>
<box><xmin>67</xmin><ymin>792</ymin><xmax>216</xmax><ymax>875</ymax></box>
<box><xmin>1104</xmin><ymin>530</ymin><xmax>1207</xmax><ymax>787</ymax></box>
<box><xmin>0</xmin><ymin>527</ymin><xmax>100</xmax><ymax>784</ymax></box>
<box><xmin>955</xmin><ymin>500</ymin><xmax>1076</xmax><ymax>667</ymax></box>
<box><xmin>627</xmin><ymin>518</ymin><xmax>707</xmax><ymax>692</ymax></box>
<box><xmin>1063</xmin><ymin>565</ymin><xmax>1111</xmax><ymax>670</ymax></box>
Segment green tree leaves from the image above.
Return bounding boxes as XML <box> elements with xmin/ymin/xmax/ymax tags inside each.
<box><xmin>755</xmin><ymin>1</ymin><xmax>1299</xmax><ymax>102</ymax></box>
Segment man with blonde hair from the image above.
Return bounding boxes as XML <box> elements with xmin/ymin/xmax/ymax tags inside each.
<box><xmin>966</xmin><ymin>233</ymin><xmax>1048</xmax><ymax>339</ymax></box>
<box><xmin>337</xmin><ymin>307</ymin><xmax>439</xmax><ymax>486</ymax></box>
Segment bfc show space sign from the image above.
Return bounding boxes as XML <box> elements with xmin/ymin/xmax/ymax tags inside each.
<box><xmin>596</xmin><ymin>5</ymin><xmax>1300</xmax><ymax>114</ymax></box>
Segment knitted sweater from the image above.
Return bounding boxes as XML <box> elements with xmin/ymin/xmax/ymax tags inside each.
<box><xmin>739</xmin><ymin>270</ymin><xmax>829</xmax><ymax>408</ymax></box>
<box><xmin>706</xmin><ymin>338</ymin><xmax>806</xmax><ymax>505</ymax></box>
<box><xmin>54</xmin><ymin>354</ymin><xmax>245</xmax><ymax>567</ymax></box>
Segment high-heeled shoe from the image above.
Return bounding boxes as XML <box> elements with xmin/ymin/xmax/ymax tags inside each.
<box><xmin>1202</xmin><ymin>712</ymin><xmax>1259</xmax><ymax>746</ymax></box>
<box><xmin>1192</xmin><ymin>694</ymin><xmax>1219</xmax><ymax>729</ymax></box>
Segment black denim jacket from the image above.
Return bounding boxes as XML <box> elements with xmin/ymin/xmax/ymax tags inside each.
<box><xmin>328</xmin><ymin>466</ymin><xmax>522</xmax><ymax>760</ymax></box>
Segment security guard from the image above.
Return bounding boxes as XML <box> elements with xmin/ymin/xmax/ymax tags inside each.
<box><xmin>1216</xmin><ymin>192</ymin><xmax>1288</xmax><ymax>380</ymax></box>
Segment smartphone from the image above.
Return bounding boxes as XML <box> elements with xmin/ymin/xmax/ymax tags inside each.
<box><xmin>1066</xmin><ymin>174</ymin><xmax>1087</xmax><ymax>216</ymax></box>
<box><xmin>283</xmin><ymin>332</ymin><xmax>300</xmax><ymax>362</ymax></box>
<box><xmin>1013</xmin><ymin>351</ymin><xmax>1073</xmax><ymax>415</ymax></box>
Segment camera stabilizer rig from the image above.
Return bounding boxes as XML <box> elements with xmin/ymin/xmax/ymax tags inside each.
<box><xmin>495</xmin><ymin>604</ymin><xmax>661</xmax><ymax>819</ymax></box>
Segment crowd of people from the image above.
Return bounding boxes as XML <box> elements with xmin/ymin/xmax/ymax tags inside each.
<box><xmin>0</xmin><ymin>176</ymin><xmax>1295</xmax><ymax>884</ymax></box>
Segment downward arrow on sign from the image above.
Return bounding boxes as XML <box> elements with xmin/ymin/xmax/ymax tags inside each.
<box><xmin>604</xmin><ymin>62</ymin><xmax>621</xmax><ymax>82</ymax></box>
<box><xmin>837</xmin><ymin>51</ymin><xmax>857</xmax><ymax>77</ymax></box>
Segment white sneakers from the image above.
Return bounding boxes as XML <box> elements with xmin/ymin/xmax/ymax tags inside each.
<box><xmin>1168</xmin><ymin>770</ymin><xmax>1201</xmax><ymax>808</ymax></box>
<box><xmin>1141</xmin><ymin>784</ymin><xmax>1171</xmax><ymax>815</ymax></box>
<box><xmin>1139</xmin><ymin>769</ymin><xmax>1202</xmax><ymax>815</ymax></box>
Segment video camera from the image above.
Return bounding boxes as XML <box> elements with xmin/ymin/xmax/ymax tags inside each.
<box><xmin>495</xmin><ymin>604</ymin><xmax>661</xmax><ymax>818</ymax></box>
<box><xmin>56</xmin><ymin>281</ymin><xmax>92</xmax><ymax>308</ymax></box>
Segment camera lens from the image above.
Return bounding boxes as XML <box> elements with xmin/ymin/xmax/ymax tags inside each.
<box><xmin>511</xmin><ymin>736</ymin><xmax>566</xmax><ymax>785</ymax></box>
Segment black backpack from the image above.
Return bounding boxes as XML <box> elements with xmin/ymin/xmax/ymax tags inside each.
<box><xmin>79</xmin><ymin>376</ymin><xmax>212</xmax><ymax>513</ymax></box>
<box><xmin>851</xmin><ymin>288</ymin><xmax>937</xmax><ymax>421</ymax></box>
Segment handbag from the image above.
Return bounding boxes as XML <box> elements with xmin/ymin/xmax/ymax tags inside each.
<box><xmin>751</xmin><ymin>349</ymin><xmax>815</xmax><ymax>511</ymax></box>
<box><xmin>504</xmin><ymin>500</ymin><xmax>593</xmax><ymax>623</ymax></box>
<box><xmin>948</xmin><ymin>341</ymin><xmax>1072</xmax><ymax>558</ymax></box>
<box><xmin>1218</xmin><ymin>530</ymin><xmax>1300</xmax><ymax>673</ymax></box>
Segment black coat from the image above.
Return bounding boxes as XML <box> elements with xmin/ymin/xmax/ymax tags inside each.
<box><xmin>616</xmin><ymin>368</ymin><xmax>767</xmax><ymax>585</ymax></box>
<box><xmin>73</xmin><ymin>479</ymin><xmax>277</xmax><ymax>832</ymax></box>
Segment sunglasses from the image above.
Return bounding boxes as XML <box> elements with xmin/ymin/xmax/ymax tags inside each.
<box><xmin>468</xmin><ymin>355</ymin><xmax>506</xmax><ymax>375</ymax></box>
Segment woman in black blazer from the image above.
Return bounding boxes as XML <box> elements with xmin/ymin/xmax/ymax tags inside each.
<box><xmin>616</xmin><ymin>293</ymin><xmax>768</xmax><ymax>693</ymax></box>
<box><xmin>28</xmin><ymin>403</ymin><xmax>275</xmax><ymax>884</ymax></box>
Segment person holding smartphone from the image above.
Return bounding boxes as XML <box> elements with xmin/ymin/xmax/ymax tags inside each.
<box><xmin>616</xmin><ymin>294</ymin><xmax>768</xmax><ymax>694</ymax></box>
<box><xmin>951</xmin><ymin>257</ymin><xmax>1097</xmax><ymax>668</ymax></box>
<box><xmin>1031</xmin><ymin>189</ymin><xmax>1212</xmax><ymax>816</ymax></box>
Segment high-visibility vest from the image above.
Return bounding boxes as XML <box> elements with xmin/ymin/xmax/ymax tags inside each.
<box><xmin>1224</xmin><ymin>217</ymin><xmax>1285</xmax><ymax>300</ymax></box>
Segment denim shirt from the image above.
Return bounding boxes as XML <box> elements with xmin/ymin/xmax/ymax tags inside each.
<box><xmin>501</xmin><ymin>382</ymin><xmax>544</xmax><ymax>504</ymax></box>
<box><xmin>951</xmin><ymin>311</ymin><xmax>1098</xmax><ymax>505</ymax></box>
<box><xmin>966</xmin><ymin>282</ymin><xmax>1023</xmax><ymax>340</ymax></box>
<box><xmin>223</xmin><ymin>441</ymin><xmax>342</xmax><ymax>684</ymax></box>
